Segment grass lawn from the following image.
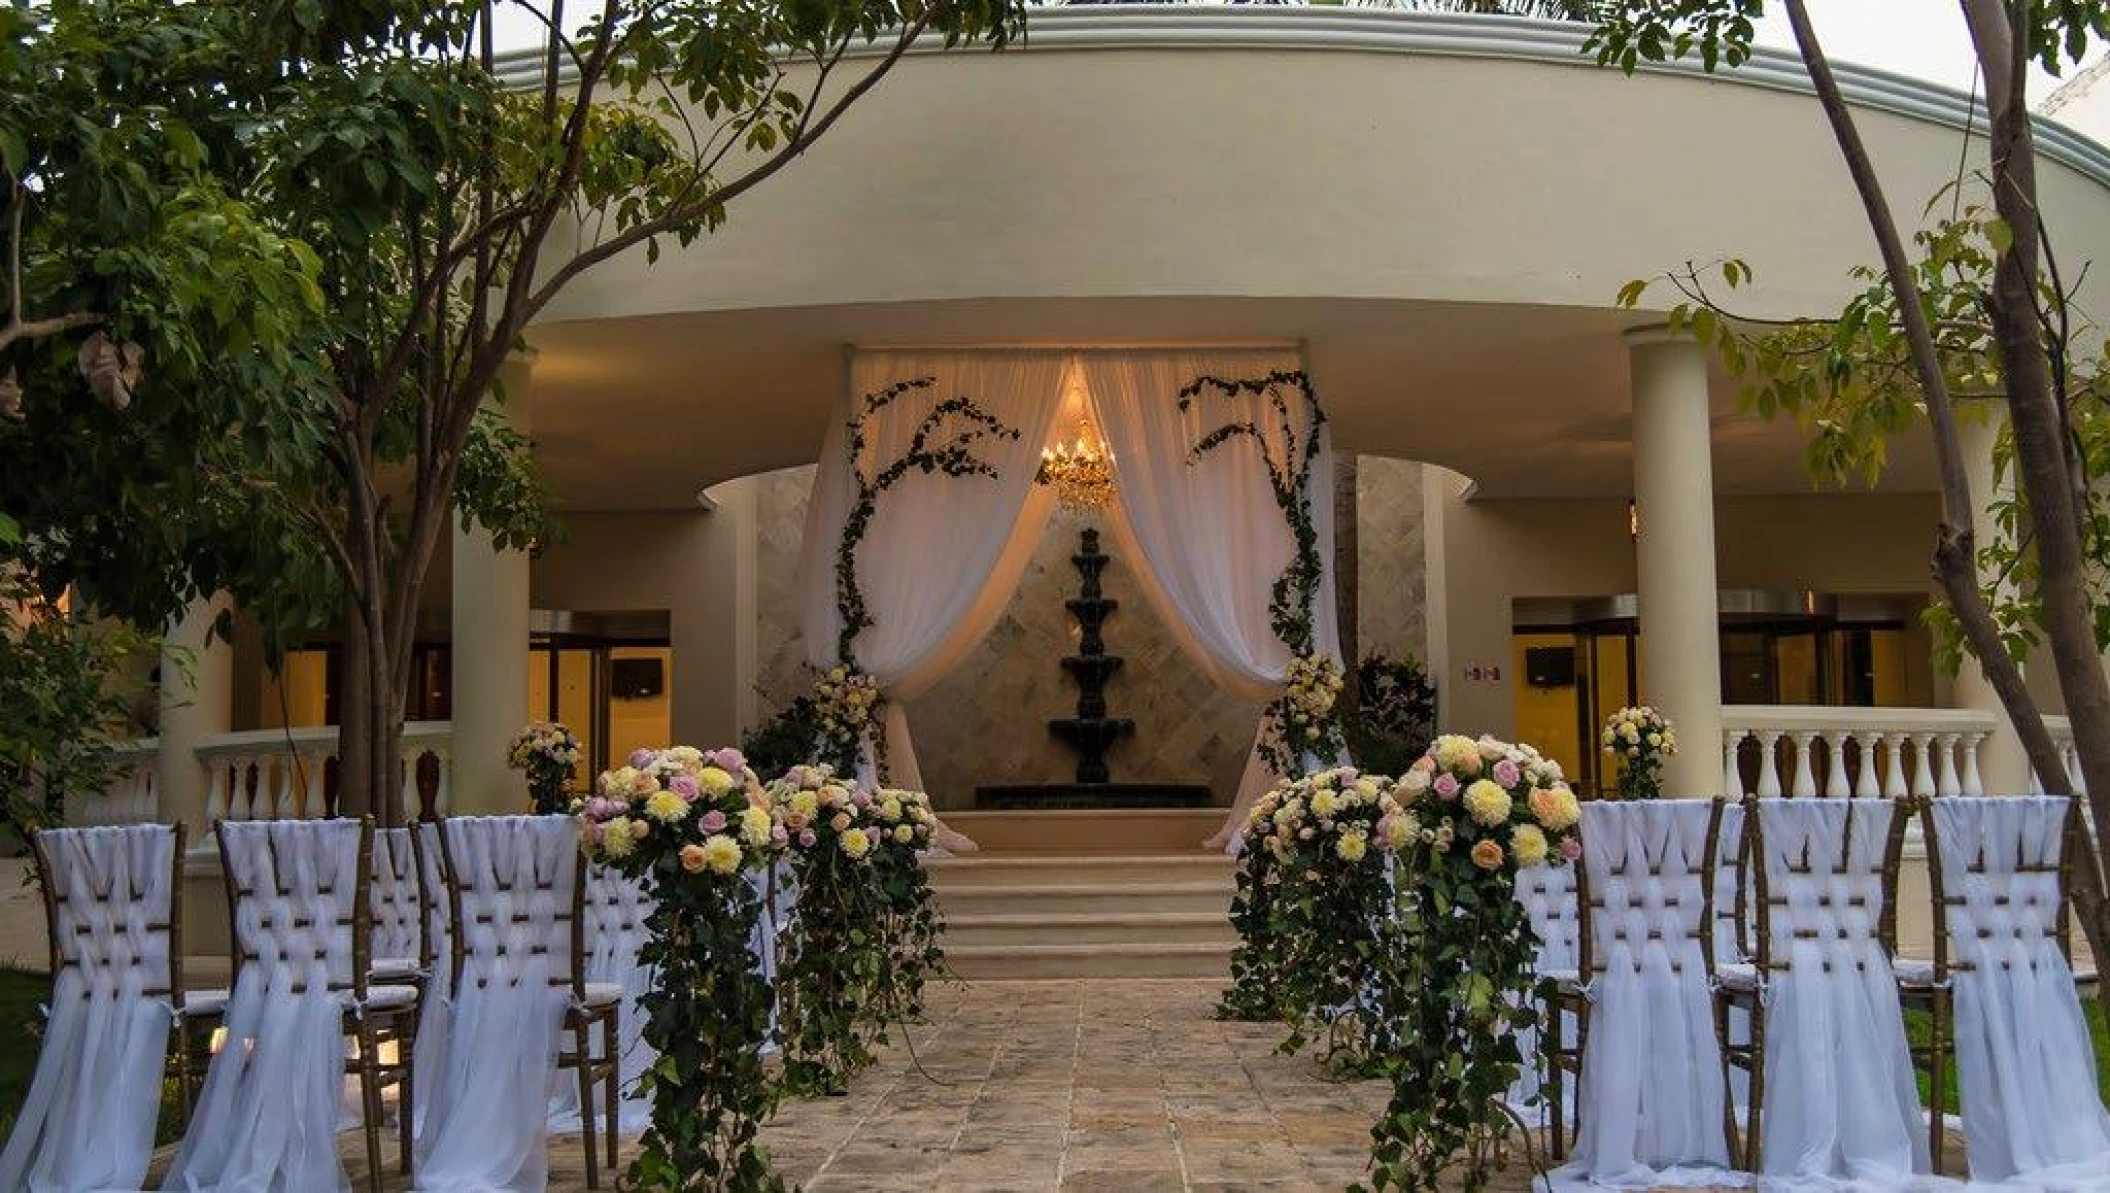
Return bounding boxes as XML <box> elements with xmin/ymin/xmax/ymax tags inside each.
<box><xmin>1902</xmin><ymin>998</ymin><xmax>2110</xmax><ymax>1103</ymax></box>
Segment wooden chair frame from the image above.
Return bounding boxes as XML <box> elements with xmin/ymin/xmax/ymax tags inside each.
<box><xmin>435</xmin><ymin>817</ymin><xmax>622</xmax><ymax>1189</ymax></box>
<box><xmin>215</xmin><ymin>816</ymin><xmax>418</xmax><ymax>1193</ymax></box>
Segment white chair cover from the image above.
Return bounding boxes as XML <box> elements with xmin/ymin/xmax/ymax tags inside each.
<box><xmin>1714</xmin><ymin>802</ymin><xmax>1749</xmax><ymax>965</ymax></box>
<box><xmin>1753</xmin><ymin>798</ymin><xmax>1928</xmax><ymax>1188</ymax></box>
<box><xmin>1556</xmin><ymin>800</ymin><xmax>1740</xmax><ymax>1189</ymax></box>
<box><xmin>415</xmin><ymin>815</ymin><xmax>575</xmax><ymax>1193</ymax></box>
<box><xmin>1509</xmin><ymin>860</ymin><xmax>1579</xmax><ymax>1115</ymax></box>
<box><xmin>0</xmin><ymin>825</ymin><xmax>178</xmax><ymax>1193</ymax></box>
<box><xmin>549</xmin><ymin>864</ymin><xmax>654</xmax><ymax>1134</ymax></box>
<box><xmin>1933</xmin><ymin>795</ymin><xmax>2110</xmax><ymax>1188</ymax></box>
<box><xmin>163</xmin><ymin>819</ymin><xmax>367</xmax><ymax>1193</ymax></box>
<box><xmin>370</xmin><ymin>827</ymin><xmax>422</xmax><ymax>969</ymax></box>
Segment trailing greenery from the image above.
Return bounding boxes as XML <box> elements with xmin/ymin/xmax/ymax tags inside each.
<box><xmin>767</xmin><ymin>765</ymin><xmax>891</xmax><ymax>1097</ymax></box>
<box><xmin>1216</xmin><ymin>845</ymin><xmax>1291</xmax><ymax>1021</ymax></box>
<box><xmin>739</xmin><ymin>696</ymin><xmax>824</xmax><ymax>784</ymax></box>
<box><xmin>1349</xmin><ymin>653</ymin><xmax>1438</xmax><ymax>776</ymax></box>
<box><xmin>575</xmin><ymin>746</ymin><xmax>784</xmax><ymax>1191</ymax></box>
<box><xmin>867</xmin><ymin>787</ymin><xmax>946</xmax><ymax>1030</ymax></box>
<box><xmin>1178</xmin><ymin>368</ymin><xmax>1347</xmax><ymax>775</ymax></box>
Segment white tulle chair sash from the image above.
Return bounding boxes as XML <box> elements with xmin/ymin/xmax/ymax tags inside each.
<box><xmin>416</xmin><ymin>815</ymin><xmax>576</xmax><ymax>1193</ymax></box>
<box><xmin>1510</xmin><ymin>860</ymin><xmax>1579</xmax><ymax>1115</ymax></box>
<box><xmin>1931</xmin><ymin>795</ymin><xmax>2110</xmax><ymax>1185</ymax></box>
<box><xmin>1751</xmin><ymin>797</ymin><xmax>1927</xmax><ymax>1186</ymax></box>
<box><xmin>370</xmin><ymin>826</ymin><xmax>422</xmax><ymax>968</ymax></box>
<box><xmin>1557</xmin><ymin>800</ymin><xmax>1737</xmax><ymax>1189</ymax></box>
<box><xmin>162</xmin><ymin>818</ymin><xmax>367</xmax><ymax>1193</ymax></box>
<box><xmin>551</xmin><ymin>863</ymin><xmax>655</xmax><ymax>1133</ymax></box>
<box><xmin>0</xmin><ymin>825</ymin><xmax>180</xmax><ymax>1193</ymax></box>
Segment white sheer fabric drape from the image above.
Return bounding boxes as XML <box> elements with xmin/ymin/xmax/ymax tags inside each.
<box><xmin>1075</xmin><ymin>350</ymin><xmax>1342</xmax><ymax>848</ymax></box>
<box><xmin>1557</xmin><ymin>800</ymin><xmax>1739</xmax><ymax>1190</ymax></box>
<box><xmin>1509</xmin><ymin>860</ymin><xmax>1579</xmax><ymax>1118</ymax></box>
<box><xmin>164</xmin><ymin>819</ymin><xmax>370</xmax><ymax>1193</ymax></box>
<box><xmin>1932</xmin><ymin>796</ymin><xmax>2110</xmax><ymax>1189</ymax></box>
<box><xmin>797</xmin><ymin>350</ymin><xmax>1070</xmax><ymax>844</ymax></box>
<box><xmin>416</xmin><ymin>815</ymin><xmax>575</xmax><ymax>1193</ymax></box>
<box><xmin>551</xmin><ymin>865</ymin><xmax>654</xmax><ymax>1134</ymax></box>
<box><xmin>0</xmin><ymin>826</ymin><xmax>178</xmax><ymax>1193</ymax></box>
<box><xmin>1753</xmin><ymin>798</ymin><xmax>1928</xmax><ymax>1190</ymax></box>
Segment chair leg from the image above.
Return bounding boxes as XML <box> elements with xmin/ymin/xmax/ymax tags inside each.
<box><xmin>1745</xmin><ymin>1002</ymin><xmax>1767</xmax><ymax>1173</ymax></box>
<box><xmin>398</xmin><ymin>1020</ymin><xmax>417</xmax><ymax>1176</ymax></box>
<box><xmin>602</xmin><ymin>1013</ymin><xmax>620</xmax><ymax>1172</ymax></box>
<box><xmin>356</xmin><ymin>1022</ymin><xmax>386</xmax><ymax>1193</ymax></box>
<box><xmin>576</xmin><ymin>1019</ymin><xmax>600</xmax><ymax>1191</ymax></box>
<box><xmin>1929</xmin><ymin>991</ymin><xmax>1949</xmax><ymax>1174</ymax></box>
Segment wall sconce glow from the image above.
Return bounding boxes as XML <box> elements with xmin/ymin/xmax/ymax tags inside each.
<box><xmin>1627</xmin><ymin>497</ymin><xmax>1640</xmax><ymax>541</ymax></box>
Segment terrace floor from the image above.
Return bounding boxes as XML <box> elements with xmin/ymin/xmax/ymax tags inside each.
<box><xmin>135</xmin><ymin>977</ymin><xmax>1776</xmax><ymax>1192</ymax></box>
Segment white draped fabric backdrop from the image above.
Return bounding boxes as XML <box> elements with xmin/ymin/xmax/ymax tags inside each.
<box><xmin>796</xmin><ymin>348</ymin><xmax>1346</xmax><ymax>850</ymax></box>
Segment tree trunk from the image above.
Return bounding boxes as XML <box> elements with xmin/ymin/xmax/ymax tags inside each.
<box><xmin>1959</xmin><ymin>0</ymin><xmax>2110</xmax><ymax>1001</ymax></box>
<box><xmin>337</xmin><ymin>607</ymin><xmax>373</xmax><ymax>819</ymax></box>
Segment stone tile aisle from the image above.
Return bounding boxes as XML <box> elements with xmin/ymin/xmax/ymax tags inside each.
<box><xmin>207</xmin><ymin>977</ymin><xmax>1760</xmax><ymax>1191</ymax></box>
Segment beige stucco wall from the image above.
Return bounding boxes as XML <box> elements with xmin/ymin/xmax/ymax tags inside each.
<box><xmin>538</xmin><ymin>18</ymin><xmax>2110</xmax><ymax>330</ymax></box>
<box><xmin>1439</xmin><ymin>487</ymin><xmax>1947</xmax><ymax>741</ymax></box>
<box><xmin>746</xmin><ymin>456</ymin><xmax>1428</xmax><ymax>808</ymax></box>
<box><xmin>530</xmin><ymin>506</ymin><xmax>755</xmax><ymax>748</ymax></box>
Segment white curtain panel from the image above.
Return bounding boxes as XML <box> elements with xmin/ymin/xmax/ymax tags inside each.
<box><xmin>1933</xmin><ymin>795</ymin><xmax>2110</xmax><ymax>1188</ymax></box>
<box><xmin>1754</xmin><ymin>798</ymin><xmax>1928</xmax><ymax>1189</ymax></box>
<box><xmin>416</xmin><ymin>816</ymin><xmax>576</xmax><ymax>1193</ymax></box>
<box><xmin>1076</xmin><ymin>350</ymin><xmax>1344</xmax><ymax>849</ymax></box>
<box><xmin>797</xmin><ymin>349</ymin><xmax>1069</xmax><ymax>847</ymax></box>
<box><xmin>163</xmin><ymin>819</ymin><xmax>368</xmax><ymax>1193</ymax></box>
<box><xmin>0</xmin><ymin>826</ymin><xmax>178</xmax><ymax>1193</ymax></box>
<box><xmin>1556</xmin><ymin>800</ymin><xmax>1741</xmax><ymax>1190</ymax></box>
<box><xmin>550</xmin><ymin>865</ymin><xmax>655</xmax><ymax>1135</ymax></box>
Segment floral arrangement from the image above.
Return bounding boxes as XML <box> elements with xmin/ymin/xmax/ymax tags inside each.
<box><xmin>766</xmin><ymin>763</ymin><xmax>889</xmax><ymax>1095</ymax></box>
<box><xmin>572</xmin><ymin>745</ymin><xmax>782</xmax><ymax>1191</ymax></box>
<box><xmin>507</xmin><ymin>721</ymin><xmax>581</xmax><ymax>814</ymax></box>
<box><xmin>1602</xmin><ymin>705</ymin><xmax>1677</xmax><ymax>801</ymax></box>
<box><xmin>810</xmin><ymin>665</ymin><xmax>882</xmax><ymax>774</ymax></box>
<box><xmin>867</xmin><ymin>787</ymin><xmax>944</xmax><ymax>1026</ymax></box>
<box><xmin>1367</xmin><ymin>734</ymin><xmax>1582</xmax><ymax>1192</ymax></box>
<box><xmin>1238</xmin><ymin>766</ymin><xmax>1412</xmax><ymax>1069</ymax></box>
<box><xmin>1264</xmin><ymin>652</ymin><xmax>1347</xmax><ymax>776</ymax></box>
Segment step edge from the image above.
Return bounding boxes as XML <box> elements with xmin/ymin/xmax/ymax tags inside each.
<box><xmin>943</xmin><ymin>941</ymin><xmax>1234</xmax><ymax>957</ymax></box>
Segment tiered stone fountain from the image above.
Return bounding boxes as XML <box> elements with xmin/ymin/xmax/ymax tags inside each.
<box><xmin>974</xmin><ymin>526</ymin><xmax>1211</xmax><ymax>810</ymax></box>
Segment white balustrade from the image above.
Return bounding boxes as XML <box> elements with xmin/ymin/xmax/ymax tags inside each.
<box><xmin>2035</xmin><ymin>716</ymin><xmax>2087</xmax><ymax>797</ymax></box>
<box><xmin>1720</xmin><ymin>706</ymin><xmax>1998</xmax><ymax>802</ymax></box>
<box><xmin>62</xmin><ymin>738</ymin><xmax>161</xmax><ymax>827</ymax></box>
<box><xmin>77</xmin><ymin>721</ymin><xmax>452</xmax><ymax>829</ymax></box>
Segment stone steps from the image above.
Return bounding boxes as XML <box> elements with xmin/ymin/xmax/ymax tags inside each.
<box><xmin>930</xmin><ymin>851</ymin><xmax>1236</xmax><ymax>980</ymax></box>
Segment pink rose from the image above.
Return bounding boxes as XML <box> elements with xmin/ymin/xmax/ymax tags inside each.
<box><xmin>669</xmin><ymin>774</ymin><xmax>701</xmax><ymax>801</ymax></box>
<box><xmin>798</xmin><ymin>829</ymin><xmax>817</xmax><ymax>848</ymax></box>
<box><xmin>1433</xmin><ymin>773</ymin><xmax>1460</xmax><ymax>801</ymax></box>
<box><xmin>628</xmin><ymin>748</ymin><xmax>657</xmax><ymax>769</ymax></box>
<box><xmin>771</xmin><ymin>824</ymin><xmax>790</xmax><ymax>845</ymax></box>
<box><xmin>708</xmin><ymin>748</ymin><xmax>748</xmax><ymax>773</ymax></box>
<box><xmin>1560</xmin><ymin>836</ymin><xmax>1583</xmax><ymax>861</ymax></box>
<box><xmin>852</xmin><ymin>789</ymin><xmax>871</xmax><ymax>808</ymax></box>
<box><xmin>699</xmin><ymin>809</ymin><xmax>727</xmax><ymax>833</ymax></box>
<box><xmin>1492</xmin><ymin>759</ymin><xmax>1521</xmax><ymax>788</ymax></box>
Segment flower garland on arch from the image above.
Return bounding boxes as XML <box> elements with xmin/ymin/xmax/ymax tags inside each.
<box><xmin>822</xmin><ymin>376</ymin><xmax>1021</xmax><ymax>775</ymax></box>
<box><xmin>1177</xmin><ymin>368</ymin><xmax>1346</xmax><ymax>776</ymax></box>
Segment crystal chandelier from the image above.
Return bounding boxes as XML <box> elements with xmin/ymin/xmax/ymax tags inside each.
<box><xmin>1036</xmin><ymin>417</ymin><xmax>1116</xmax><ymax>512</ymax></box>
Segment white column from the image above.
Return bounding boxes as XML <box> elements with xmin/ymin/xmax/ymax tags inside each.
<box><xmin>1953</xmin><ymin>405</ymin><xmax>2033</xmax><ymax>792</ymax></box>
<box><xmin>450</xmin><ymin>353</ymin><xmax>535</xmax><ymax>816</ymax></box>
<box><xmin>158</xmin><ymin>594</ymin><xmax>232</xmax><ymax>840</ymax></box>
<box><xmin>1628</xmin><ymin>329</ymin><xmax>1724</xmax><ymax>796</ymax></box>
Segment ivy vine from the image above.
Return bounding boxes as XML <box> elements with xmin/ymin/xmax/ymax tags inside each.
<box><xmin>773</xmin><ymin>845</ymin><xmax>890</xmax><ymax>1098</ymax></box>
<box><xmin>1178</xmin><ymin>368</ymin><xmax>1345</xmax><ymax>774</ymax></box>
<box><xmin>1216</xmin><ymin>846</ymin><xmax>1290</xmax><ymax>1021</ymax></box>
<box><xmin>834</xmin><ymin>376</ymin><xmax>1022</xmax><ymax>665</ymax></box>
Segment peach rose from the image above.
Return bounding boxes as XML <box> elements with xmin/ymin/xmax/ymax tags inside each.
<box><xmin>1470</xmin><ymin>838</ymin><xmax>1505</xmax><ymax>871</ymax></box>
<box><xmin>678</xmin><ymin>843</ymin><xmax>708</xmax><ymax>873</ymax></box>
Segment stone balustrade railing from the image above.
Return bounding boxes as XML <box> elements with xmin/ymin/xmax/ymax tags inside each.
<box><xmin>1721</xmin><ymin>705</ymin><xmax>2001</xmax><ymax>801</ymax></box>
<box><xmin>2038</xmin><ymin>715</ymin><xmax>2086</xmax><ymax>796</ymax></box>
<box><xmin>71</xmin><ymin>737</ymin><xmax>163</xmax><ymax>827</ymax></box>
<box><xmin>68</xmin><ymin>722</ymin><xmax>453</xmax><ymax>828</ymax></box>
